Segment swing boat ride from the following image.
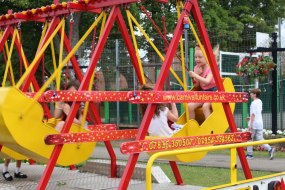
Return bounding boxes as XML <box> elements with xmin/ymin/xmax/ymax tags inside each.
<box><xmin>0</xmin><ymin>0</ymin><xmax>285</xmax><ymax>189</ymax></box>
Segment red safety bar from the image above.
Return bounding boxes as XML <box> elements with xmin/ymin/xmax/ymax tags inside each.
<box><xmin>45</xmin><ymin>129</ymin><xmax>138</xmax><ymax>145</ymax></box>
<box><xmin>120</xmin><ymin>132</ymin><xmax>251</xmax><ymax>154</ymax></box>
<box><xmin>25</xmin><ymin>90</ymin><xmax>248</xmax><ymax>103</ymax></box>
<box><xmin>128</xmin><ymin>91</ymin><xmax>248</xmax><ymax>103</ymax></box>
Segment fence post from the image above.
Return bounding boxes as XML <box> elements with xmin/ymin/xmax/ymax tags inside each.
<box><xmin>115</xmin><ymin>39</ymin><xmax>120</xmax><ymax>127</ymax></box>
<box><xmin>271</xmin><ymin>33</ymin><xmax>278</xmax><ymax>134</ymax></box>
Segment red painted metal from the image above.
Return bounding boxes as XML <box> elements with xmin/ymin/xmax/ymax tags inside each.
<box><xmin>191</xmin><ymin>0</ymin><xmax>252</xmax><ymax>179</ymax></box>
<box><xmin>37</xmin><ymin>6</ymin><xmax>119</xmax><ymax>189</ymax></box>
<box><xmin>0</xmin><ymin>26</ymin><xmax>51</xmax><ymax>117</ymax></box>
<box><xmin>21</xmin><ymin>17</ymin><xmax>59</xmax><ymax>91</ymax></box>
<box><xmin>0</xmin><ymin>27</ymin><xmax>12</xmax><ymax>51</ymax></box>
<box><xmin>119</xmin><ymin>2</ymin><xmax>193</xmax><ymax>189</ymax></box>
<box><xmin>69</xmin><ymin>165</ymin><xmax>77</xmax><ymax>170</ymax></box>
<box><xmin>0</xmin><ymin>0</ymin><xmax>253</xmax><ymax>188</ymax></box>
<box><xmin>87</xmin><ymin>124</ymin><xmax>117</xmax><ymax>131</ymax></box>
<box><xmin>25</xmin><ymin>90</ymin><xmax>247</xmax><ymax>103</ymax></box>
<box><xmin>25</xmin><ymin>90</ymin><xmax>130</xmax><ymax>102</ymax></box>
<box><xmin>13</xmin><ymin>30</ymin><xmax>52</xmax><ymax>118</ymax></box>
<box><xmin>169</xmin><ymin>161</ymin><xmax>183</xmax><ymax>185</ymax></box>
<box><xmin>59</xmin><ymin>16</ymin><xmax>117</xmax><ymax>178</ymax></box>
<box><xmin>28</xmin><ymin>159</ymin><xmax>36</xmax><ymax>165</ymax></box>
<box><xmin>0</xmin><ymin>0</ymin><xmax>168</xmax><ymax>27</ymax></box>
<box><xmin>45</xmin><ymin>129</ymin><xmax>138</xmax><ymax>145</ymax></box>
<box><xmin>120</xmin><ymin>132</ymin><xmax>251</xmax><ymax>154</ymax></box>
<box><xmin>128</xmin><ymin>91</ymin><xmax>248</xmax><ymax>103</ymax></box>
<box><xmin>116</xmin><ymin>8</ymin><xmax>144</xmax><ymax>84</ymax></box>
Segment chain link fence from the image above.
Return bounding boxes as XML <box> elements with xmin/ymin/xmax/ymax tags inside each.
<box><xmin>76</xmin><ymin>22</ymin><xmax>285</xmax><ymax>131</ymax></box>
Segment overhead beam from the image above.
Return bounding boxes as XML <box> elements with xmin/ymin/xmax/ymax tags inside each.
<box><xmin>0</xmin><ymin>0</ymin><xmax>167</xmax><ymax>27</ymax></box>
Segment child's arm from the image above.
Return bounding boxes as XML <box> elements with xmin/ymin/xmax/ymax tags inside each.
<box><xmin>167</xmin><ymin>103</ymin><xmax>179</xmax><ymax>122</ymax></box>
<box><xmin>248</xmin><ymin>113</ymin><xmax>255</xmax><ymax>130</ymax></box>
<box><xmin>54</xmin><ymin>102</ymin><xmax>64</xmax><ymax>118</ymax></box>
<box><xmin>191</xmin><ymin>71</ymin><xmax>213</xmax><ymax>85</ymax></box>
<box><xmin>62</xmin><ymin>103</ymin><xmax>82</xmax><ymax>125</ymax></box>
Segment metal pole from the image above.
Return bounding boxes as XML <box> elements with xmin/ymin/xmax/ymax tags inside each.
<box><xmin>278</xmin><ymin>18</ymin><xmax>283</xmax><ymax>130</ymax></box>
<box><xmin>271</xmin><ymin>33</ymin><xmax>278</xmax><ymax>134</ymax></box>
<box><xmin>184</xmin><ymin>28</ymin><xmax>189</xmax><ymax>85</ymax></box>
<box><xmin>115</xmin><ymin>39</ymin><xmax>120</xmax><ymax>127</ymax></box>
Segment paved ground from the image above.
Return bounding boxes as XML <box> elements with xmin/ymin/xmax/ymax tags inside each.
<box><xmin>0</xmin><ymin>145</ymin><xmax>283</xmax><ymax>190</ymax></box>
<box><xmin>0</xmin><ymin>162</ymin><xmax>203</xmax><ymax>190</ymax></box>
<box><xmin>92</xmin><ymin>146</ymin><xmax>285</xmax><ymax>172</ymax></box>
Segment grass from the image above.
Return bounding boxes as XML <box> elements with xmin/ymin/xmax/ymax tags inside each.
<box><xmin>95</xmin><ymin>140</ymin><xmax>283</xmax><ymax>187</ymax></box>
<box><xmin>157</xmin><ymin>163</ymin><xmax>275</xmax><ymax>187</ymax></box>
<box><xmin>209</xmin><ymin>149</ymin><xmax>285</xmax><ymax>158</ymax></box>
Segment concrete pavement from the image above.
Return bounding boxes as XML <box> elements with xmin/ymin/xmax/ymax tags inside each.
<box><xmin>91</xmin><ymin>145</ymin><xmax>285</xmax><ymax>172</ymax></box>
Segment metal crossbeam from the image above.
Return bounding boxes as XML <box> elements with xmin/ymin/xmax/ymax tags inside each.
<box><xmin>120</xmin><ymin>132</ymin><xmax>251</xmax><ymax>154</ymax></box>
<box><xmin>45</xmin><ymin>129</ymin><xmax>138</xmax><ymax>145</ymax></box>
<box><xmin>0</xmin><ymin>0</ymin><xmax>167</xmax><ymax>27</ymax></box>
<box><xmin>25</xmin><ymin>90</ymin><xmax>248</xmax><ymax>103</ymax></box>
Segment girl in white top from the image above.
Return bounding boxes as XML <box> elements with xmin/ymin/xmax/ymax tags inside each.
<box><xmin>148</xmin><ymin>103</ymin><xmax>179</xmax><ymax>137</ymax></box>
<box><xmin>140</xmin><ymin>84</ymin><xmax>180</xmax><ymax>137</ymax></box>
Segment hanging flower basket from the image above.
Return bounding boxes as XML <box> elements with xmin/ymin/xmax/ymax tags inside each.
<box><xmin>236</xmin><ymin>55</ymin><xmax>276</xmax><ymax>79</ymax></box>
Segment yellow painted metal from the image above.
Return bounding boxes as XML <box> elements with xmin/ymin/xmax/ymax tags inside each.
<box><xmin>230</xmin><ymin>148</ymin><xmax>237</xmax><ymax>184</ymax></box>
<box><xmin>80</xmin><ymin>69</ymin><xmax>97</xmax><ymax>129</ymax></box>
<box><xmin>19</xmin><ymin>13</ymin><xmax>103</xmax><ymax>116</ymax></box>
<box><xmin>2</xmin><ymin>29</ymin><xmax>16</xmax><ymax>87</ymax></box>
<box><xmin>126</xmin><ymin>10</ymin><xmax>146</xmax><ymax>85</ymax></box>
<box><xmin>178</xmin><ymin>1</ymin><xmax>210</xmax><ymax>65</ymax></box>
<box><xmin>0</xmin><ymin>87</ymin><xmax>96</xmax><ymax>166</ymax></box>
<box><xmin>99</xmin><ymin>11</ymin><xmax>107</xmax><ymax>37</ymax></box>
<box><xmin>0</xmin><ymin>146</ymin><xmax>27</xmax><ymax>160</ymax></box>
<box><xmin>127</xmin><ymin>11</ymin><xmax>184</xmax><ymax>87</ymax></box>
<box><xmin>16</xmin><ymin>18</ymin><xmax>64</xmax><ymax>88</ymax></box>
<box><xmin>36</xmin><ymin>22</ymin><xmax>48</xmax><ymax>54</ymax></box>
<box><xmin>35</xmin><ymin>12</ymin><xmax>104</xmax><ymax>98</ymax></box>
<box><xmin>176</xmin><ymin>2</ymin><xmax>189</xmax><ymax>120</ymax></box>
<box><xmin>15</xmin><ymin>31</ymin><xmax>35</xmax><ymax>92</ymax></box>
<box><xmin>58</xmin><ymin>18</ymin><xmax>65</xmax><ymax>83</ymax></box>
<box><xmin>50</xmin><ymin>40</ymin><xmax>60</xmax><ymax>90</ymax></box>
<box><xmin>147</xmin><ymin>78</ymin><xmax>235</xmax><ymax>162</ymax></box>
<box><xmin>146</xmin><ymin>137</ymin><xmax>285</xmax><ymax>190</ymax></box>
<box><xmin>209</xmin><ymin>172</ymin><xmax>285</xmax><ymax>190</ymax></box>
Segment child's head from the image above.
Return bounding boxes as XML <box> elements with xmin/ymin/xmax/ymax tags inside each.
<box><xmin>66</xmin><ymin>79</ymin><xmax>80</xmax><ymax>91</ymax></box>
<box><xmin>194</xmin><ymin>44</ymin><xmax>219</xmax><ymax>66</ymax></box>
<box><xmin>194</xmin><ymin>46</ymin><xmax>207</xmax><ymax>66</ymax></box>
<box><xmin>139</xmin><ymin>84</ymin><xmax>167</xmax><ymax>117</ymax></box>
<box><xmin>140</xmin><ymin>84</ymin><xmax>155</xmax><ymax>91</ymax></box>
<box><xmin>250</xmin><ymin>88</ymin><xmax>261</xmax><ymax>98</ymax></box>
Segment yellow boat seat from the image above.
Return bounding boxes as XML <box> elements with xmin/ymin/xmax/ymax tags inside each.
<box><xmin>0</xmin><ymin>87</ymin><xmax>96</xmax><ymax>166</ymax></box>
<box><xmin>147</xmin><ymin>78</ymin><xmax>235</xmax><ymax>162</ymax></box>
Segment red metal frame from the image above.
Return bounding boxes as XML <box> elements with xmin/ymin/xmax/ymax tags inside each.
<box><xmin>169</xmin><ymin>161</ymin><xmax>183</xmax><ymax>185</ymax></box>
<box><xmin>25</xmin><ymin>90</ymin><xmax>247</xmax><ymax>103</ymax></box>
<box><xmin>0</xmin><ymin>0</ymin><xmax>166</xmax><ymax>27</ymax></box>
<box><xmin>45</xmin><ymin>129</ymin><xmax>138</xmax><ymax>145</ymax></box>
<box><xmin>0</xmin><ymin>0</ymin><xmax>252</xmax><ymax>189</ymax></box>
<box><xmin>191</xmin><ymin>0</ymin><xmax>252</xmax><ymax>179</ymax></box>
<box><xmin>0</xmin><ymin>26</ymin><xmax>52</xmax><ymax>118</ymax></box>
<box><xmin>120</xmin><ymin>132</ymin><xmax>251</xmax><ymax>154</ymax></box>
<box><xmin>37</xmin><ymin>7</ymin><xmax>119</xmax><ymax>187</ymax></box>
<box><xmin>119</xmin><ymin>2</ymin><xmax>194</xmax><ymax>188</ymax></box>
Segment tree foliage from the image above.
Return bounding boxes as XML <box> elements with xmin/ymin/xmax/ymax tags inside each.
<box><xmin>1</xmin><ymin>0</ymin><xmax>285</xmax><ymax>85</ymax></box>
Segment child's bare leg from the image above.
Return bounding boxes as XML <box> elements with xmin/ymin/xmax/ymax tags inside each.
<box><xmin>55</xmin><ymin>121</ymin><xmax>65</xmax><ymax>132</ymax></box>
<box><xmin>188</xmin><ymin>102</ymin><xmax>203</xmax><ymax>119</ymax></box>
<box><xmin>202</xmin><ymin>103</ymin><xmax>212</xmax><ymax>119</ymax></box>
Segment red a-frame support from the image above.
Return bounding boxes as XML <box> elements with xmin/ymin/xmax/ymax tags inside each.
<box><xmin>118</xmin><ymin>0</ymin><xmax>252</xmax><ymax>189</ymax></box>
<box><xmin>0</xmin><ymin>0</ymin><xmax>252</xmax><ymax>189</ymax></box>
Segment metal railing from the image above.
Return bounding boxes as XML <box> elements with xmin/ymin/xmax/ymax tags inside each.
<box><xmin>146</xmin><ymin>138</ymin><xmax>285</xmax><ymax>189</ymax></box>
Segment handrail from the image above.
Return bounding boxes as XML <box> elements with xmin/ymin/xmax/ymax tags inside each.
<box><xmin>146</xmin><ymin>137</ymin><xmax>285</xmax><ymax>190</ymax></box>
